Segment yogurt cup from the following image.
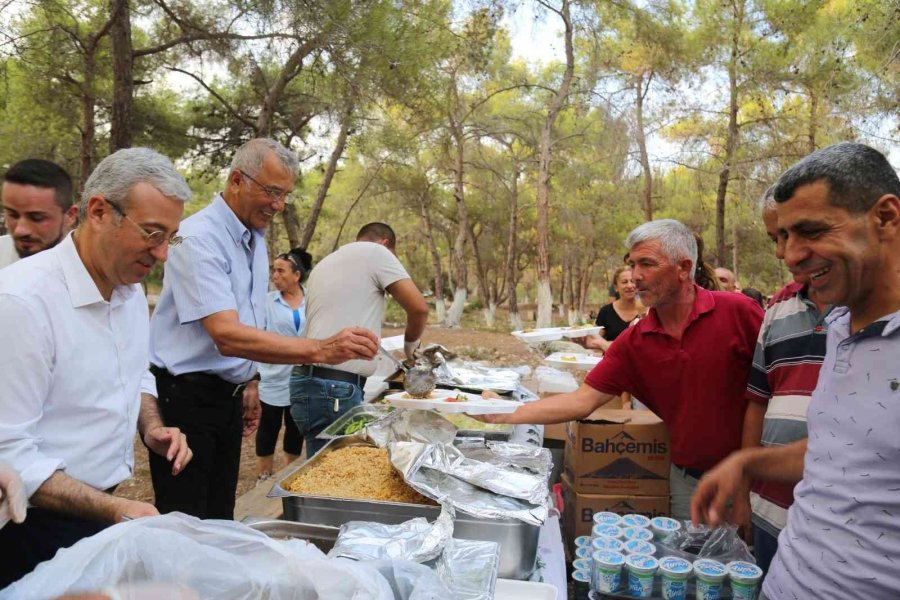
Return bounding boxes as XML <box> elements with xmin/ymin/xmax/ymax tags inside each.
<box><xmin>727</xmin><ymin>561</ymin><xmax>764</xmax><ymax>600</ymax></box>
<box><xmin>623</xmin><ymin>539</ymin><xmax>657</xmax><ymax>556</ymax></box>
<box><xmin>571</xmin><ymin>570</ymin><xmax>591</xmax><ymax>600</ymax></box>
<box><xmin>625</xmin><ymin>553</ymin><xmax>659</xmax><ymax>598</ymax></box>
<box><xmin>658</xmin><ymin>555</ymin><xmax>693</xmax><ymax>600</ymax></box>
<box><xmin>693</xmin><ymin>558</ymin><xmax>727</xmax><ymax>600</ymax></box>
<box><xmin>573</xmin><ymin>557</ymin><xmax>592</xmax><ymax>573</ymax></box>
<box><xmin>623</xmin><ymin>526</ymin><xmax>655</xmax><ymax>541</ymax></box>
<box><xmin>592</xmin><ymin>550</ymin><xmax>625</xmax><ymax>593</ymax></box>
<box><xmin>575</xmin><ymin>535</ymin><xmax>593</xmax><ymax>549</ymax></box>
<box><xmin>650</xmin><ymin>516</ymin><xmax>682</xmax><ymax>542</ymax></box>
<box><xmin>621</xmin><ymin>513</ymin><xmax>652</xmax><ymax>529</ymax></box>
<box><xmin>592</xmin><ymin>523</ymin><xmax>624</xmax><ymax>540</ymax></box>
<box><xmin>575</xmin><ymin>546</ymin><xmax>593</xmax><ymax>560</ymax></box>
<box><xmin>593</xmin><ymin>511</ymin><xmax>623</xmax><ymax>527</ymax></box>
<box><xmin>591</xmin><ymin>536</ymin><xmax>624</xmax><ymax>553</ymax></box>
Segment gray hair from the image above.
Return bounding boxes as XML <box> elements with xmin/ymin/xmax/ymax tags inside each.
<box><xmin>625</xmin><ymin>219</ymin><xmax>698</xmax><ymax>276</ymax></box>
<box><xmin>760</xmin><ymin>184</ymin><xmax>776</xmax><ymax>212</ymax></box>
<box><xmin>230</xmin><ymin>138</ymin><xmax>299</xmax><ymax>179</ymax></box>
<box><xmin>80</xmin><ymin>148</ymin><xmax>191</xmax><ymax>220</ymax></box>
<box><xmin>773</xmin><ymin>142</ymin><xmax>900</xmax><ymax>213</ymax></box>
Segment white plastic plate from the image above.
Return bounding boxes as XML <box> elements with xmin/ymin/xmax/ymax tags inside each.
<box><xmin>511</xmin><ymin>327</ymin><xmax>566</xmax><ymax>343</ymax></box>
<box><xmin>543</xmin><ymin>351</ymin><xmax>602</xmax><ymax>370</ymax></box>
<box><xmin>384</xmin><ymin>389</ymin><xmax>523</xmax><ymax>414</ymax></box>
<box><xmin>559</xmin><ymin>325</ymin><xmax>602</xmax><ymax>338</ymax></box>
<box><xmin>495</xmin><ymin>579</ymin><xmax>558</xmax><ymax>600</ymax></box>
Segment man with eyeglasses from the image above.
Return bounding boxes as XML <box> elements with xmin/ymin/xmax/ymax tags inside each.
<box><xmin>0</xmin><ymin>148</ymin><xmax>194</xmax><ymax>587</ymax></box>
<box><xmin>0</xmin><ymin>159</ymin><xmax>78</xmax><ymax>269</ymax></box>
<box><xmin>148</xmin><ymin>138</ymin><xmax>378</xmax><ymax>520</ymax></box>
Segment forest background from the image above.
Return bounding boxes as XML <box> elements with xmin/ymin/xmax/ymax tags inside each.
<box><xmin>0</xmin><ymin>0</ymin><xmax>897</xmax><ymax>329</ymax></box>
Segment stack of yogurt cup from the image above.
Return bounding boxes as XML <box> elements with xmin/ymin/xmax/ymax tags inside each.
<box><xmin>574</xmin><ymin>512</ymin><xmax>764</xmax><ymax>600</ymax></box>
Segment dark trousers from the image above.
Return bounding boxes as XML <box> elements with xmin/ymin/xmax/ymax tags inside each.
<box><xmin>0</xmin><ymin>508</ymin><xmax>108</xmax><ymax>588</ymax></box>
<box><xmin>255</xmin><ymin>401</ymin><xmax>303</xmax><ymax>457</ymax></box>
<box><xmin>753</xmin><ymin>524</ymin><xmax>780</xmax><ymax>576</ymax></box>
<box><xmin>149</xmin><ymin>370</ymin><xmax>243</xmax><ymax>520</ymax></box>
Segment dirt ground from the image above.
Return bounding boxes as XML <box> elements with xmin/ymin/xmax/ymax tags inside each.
<box><xmin>114</xmin><ymin>325</ymin><xmax>546</xmax><ymax>505</ymax></box>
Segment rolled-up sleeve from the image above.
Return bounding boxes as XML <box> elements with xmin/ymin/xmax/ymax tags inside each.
<box><xmin>167</xmin><ymin>235</ymin><xmax>237</xmax><ymax>324</ymax></box>
<box><xmin>140</xmin><ymin>367</ymin><xmax>157</xmax><ymax>398</ymax></box>
<box><xmin>0</xmin><ymin>295</ymin><xmax>64</xmax><ymax>498</ymax></box>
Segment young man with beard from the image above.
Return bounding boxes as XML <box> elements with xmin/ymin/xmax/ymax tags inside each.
<box><xmin>0</xmin><ymin>159</ymin><xmax>77</xmax><ymax>268</ymax></box>
<box><xmin>691</xmin><ymin>142</ymin><xmax>900</xmax><ymax>599</ymax></box>
<box><xmin>480</xmin><ymin>218</ymin><xmax>764</xmax><ymax>519</ymax></box>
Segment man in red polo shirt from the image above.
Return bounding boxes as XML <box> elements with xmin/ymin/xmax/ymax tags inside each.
<box><xmin>482</xmin><ymin>219</ymin><xmax>763</xmax><ymax>519</ymax></box>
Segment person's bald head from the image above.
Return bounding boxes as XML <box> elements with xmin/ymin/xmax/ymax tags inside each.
<box><xmin>714</xmin><ymin>267</ymin><xmax>738</xmax><ymax>292</ymax></box>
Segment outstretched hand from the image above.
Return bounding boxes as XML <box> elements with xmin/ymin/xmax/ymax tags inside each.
<box><xmin>319</xmin><ymin>327</ymin><xmax>379</xmax><ymax>363</ymax></box>
<box><xmin>690</xmin><ymin>451</ymin><xmax>752</xmax><ymax>528</ymax></box>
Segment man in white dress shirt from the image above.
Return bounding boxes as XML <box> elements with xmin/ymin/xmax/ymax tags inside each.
<box><xmin>0</xmin><ymin>148</ymin><xmax>193</xmax><ymax>587</ymax></box>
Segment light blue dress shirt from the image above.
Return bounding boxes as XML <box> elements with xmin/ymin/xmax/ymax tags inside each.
<box><xmin>150</xmin><ymin>194</ymin><xmax>268</xmax><ymax>384</ymax></box>
<box><xmin>258</xmin><ymin>290</ymin><xmax>306</xmax><ymax>407</ymax></box>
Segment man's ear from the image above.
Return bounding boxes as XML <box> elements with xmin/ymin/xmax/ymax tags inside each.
<box><xmin>872</xmin><ymin>194</ymin><xmax>900</xmax><ymax>242</ymax></box>
<box><xmin>678</xmin><ymin>258</ymin><xmax>694</xmax><ymax>281</ymax></box>
<box><xmin>63</xmin><ymin>204</ymin><xmax>79</xmax><ymax>230</ymax></box>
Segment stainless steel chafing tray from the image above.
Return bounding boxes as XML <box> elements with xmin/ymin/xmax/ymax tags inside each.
<box><xmin>316</xmin><ymin>403</ymin><xmax>395</xmax><ymax>440</ymax></box>
<box><xmin>276</xmin><ymin>437</ymin><xmax>540</xmax><ymax>580</ymax></box>
<box><xmin>241</xmin><ymin>517</ymin><xmax>339</xmax><ymax>553</ymax></box>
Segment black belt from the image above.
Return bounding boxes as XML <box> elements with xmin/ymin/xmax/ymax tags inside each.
<box><xmin>292</xmin><ymin>364</ymin><xmax>367</xmax><ymax>389</ymax></box>
<box><xmin>673</xmin><ymin>464</ymin><xmax>705</xmax><ymax>480</ymax></box>
<box><xmin>150</xmin><ymin>364</ymin><xmax>251</xmax><ymax>397</ymax></box>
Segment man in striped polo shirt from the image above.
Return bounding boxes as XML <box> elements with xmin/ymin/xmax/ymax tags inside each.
<box><xmin>741</xmin><ymin>193</ymin><xmax>831</xmax><ymax>573</ymax></box>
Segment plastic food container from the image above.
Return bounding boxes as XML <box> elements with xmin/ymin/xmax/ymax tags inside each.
<box><xmin>592</xmin><ymin>550</ymin><xmax>626</xmax><ymax>593</ymax></box>
<box><xmin>591</xmin><ymin>536</ymin><xmax>624</xmax><ymax>553</ymax></box>
<box><xmin>658</xmin><ymin>555</ymin><xmax>693</xmax><ymax>600</ymax></box>
<box><xmin>624</xmin><ymin>553</ymin><xmax>659</xmax><ymax>598</ymax></box>
<box><xmin>571</xmin><ymin>570</ymin><xmax>591</xmax><ymax>600</ymax></box>
<box><xmin>623</xmin><ymin>539</ymin><xmax>657</xmax><ymax>556</ymax></box>
<box><xmin>575</xmin><ymin>546</ymin><xmax>593</xmax><ymax>561</ymax></box>
<box><xmin>693</xmin><ymin>558</ymin><xmax>727</xmax><ymax>600</ymax></box>
<box><xmin>593</xmin><ymin>511</ymin><xmax>623</xmax><ymax>527</ymax></box>
<box><xmin>574</xmin><ymin>535</ymin><xmax>593</xmax><ymax>549</ymax></box>
<box><xmin>621</xmin><ymin>514</ymin><xmax>652</xmax><ymax>529</ymax></box>
<box><xmin>623</xmin><ymin>526</ymin><xmax>654</xmax><ymax>542</ymax></box>
<box><xmin>573</xmin><ymin>557</ymin><xmax>592</xmax><ymax>573</ymax></box>
<box><xmin>592</xmin><ymin>524</ymin><xmax>624</xmax><ymax>540</ymax></box>
<box><xmin>727</xmin><ymin>560</ymin><xmax>764</xmax><ymax>600</ymax></box>
<box><xmin>650</xmin><ymin>516</ymin><xmax>682</xmax><ymax>542</ymax></box>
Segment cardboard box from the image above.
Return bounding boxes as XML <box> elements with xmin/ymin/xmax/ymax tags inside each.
<box><xmin>564</xmin><ymin>409</ymin><xmax>670</xmax><ymax>496</ymax></box>
<box><xmin>561</xmin><ymin>474</ymin><xmax>669</xmax><ymax>549</ymax></box>
<box><xmin>541</xmin><ymin>397</ymin><xmax>628</xmax><ymax>443</ymax></box>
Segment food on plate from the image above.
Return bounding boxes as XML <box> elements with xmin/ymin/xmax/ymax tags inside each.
<box><xmin>446</xmin><ymin>391</ymin><xmax>468</xmax><ymax>403</ymax></box>
<box><xmin>340</xmin><ymin>414</ymin><xmax>379</xmax><ymax>435</ymax></box>
<box><xmin>440</xmin><ymin>413</ymin><xmax>511</xmax><ymax>432</ymax></box>
<box><xmin>285</xmin><ymin>446</ymin><xmax>434</xmax><ymax>504</ymax></box>
<box><xmin>521</xmin><ymin>327</ymin><xmax>534</xmax><ymax>333</ymax></box>
<box><xmin>560</xmin><ymin>355</ymin><xmax>578</xmax><ymax>361</ymax></box>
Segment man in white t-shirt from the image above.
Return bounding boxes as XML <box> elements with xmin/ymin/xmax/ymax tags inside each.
<box><xmin>1</xmin><ymin>159</ymin><xmax>77</xmax><ymax>269</ymax></box>
<box><xmin>293</xmin><ymin>222</ymin><xmax>428</xmax><ymax>455</ymax></box>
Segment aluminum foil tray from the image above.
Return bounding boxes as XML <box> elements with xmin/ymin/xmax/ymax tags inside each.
<box><xmin>317</xmin><ymin>403</ymin><xmax>396</xmax><ymax>440</ymax></box>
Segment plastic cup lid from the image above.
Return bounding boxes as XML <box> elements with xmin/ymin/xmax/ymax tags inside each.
<box><xmin>593</xmin><ymin>524</ymin><xmax>624</xmax><ymax>539</ymax></box>
<box><xmin>591</xmin><ymin>536</ymin><xmax>624</xmax><ymax>552</ymax></box>
<box><xmin>659</xmin><ymin>556</ymin><xmax>693</xmax><ymax>577</ymax></box>
<box><xmin>593</xmin><ymin>550</ymin><xmax>626</xmax><ymax>568</ymax></box>
<box><xmin>625</xmin><ymin>553</ymin><xmax>659</xmax><ymax>573</ymax></box>
<box><xmin>575</xmin><ymin>535</ymin><xmax>593</xmax><ymax>548</ymax></box>
<box><xmin>572</xmin><ymin>570</ymin><xmax>592</xmax><ymax>583</ymax></box>
<box><xmin>593</xmin><ymin>511</ymin><xmax>623</xmax><ymax>525</ymax></box>
<box><xmin>623</xmin><ymin>526</ymin><xmax>654</xmax><ymax>541</ymax></box>
<box><xmin>573</xmin><ymin>558</ymin><xmax>592</xmax><ymax>572</ymax></box>
<box><xmin>693</xmin><ymin>559</ymin><xmax>727</xmax><ymax>580</ymax></box>
<box><xmin>624</xmin><ymin>539</ymin><xmax>657</xmax><ymax>556</ymax></box>
<box><xmin>622</xmin><ymin>514</ymin><xmax>652</xmax><ymax>528</ymax></box>
<box><xmin>727</xmin><ymin>561</ymin><xmax>763</xmax><ymax>582</ymax></box>
<box><xmin>575</xmin><ymin>546</ymin><xmax>593</xmax><ymax>560</ymax></box>
<box><xmin>650</xmin><ymin>517</ymin><xmax>682</xmax><ymax>532</ymax></box>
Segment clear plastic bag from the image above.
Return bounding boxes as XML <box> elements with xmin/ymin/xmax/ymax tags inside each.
<box><xmin>653</xmin><ymin>521</ymin><xmax>755</xmax><ymax>565</ymax></box>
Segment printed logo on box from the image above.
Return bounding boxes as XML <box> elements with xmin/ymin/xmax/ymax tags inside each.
<box><xmin>581</xmin><ymin>431</ymin><xmax>668</xmax><ymax>455</ymax></box>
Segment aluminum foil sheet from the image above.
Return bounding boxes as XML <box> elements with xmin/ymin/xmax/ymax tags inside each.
<box><xmin>433</xmin><ymin>537</ymin><xmax>500</xmax><ymax>600</ymax></box>
<box><xmin>436</xmin><ymin>361</ymin><xmax>523</xmax><ymax>393</ymax></box>
<box><xmin>365</xmin><ymin>408</ymin><xmax>458</xmax><ymax>448</ymax></box>
<box><xmin>328</xmin><ymin>507</ymin><xmax>454</xmax><ymax>563</ymax></box>
<box><xmin>390</xmin><ymin>442</ymin><xmax>549</xmax><ymax>525</ymax></box>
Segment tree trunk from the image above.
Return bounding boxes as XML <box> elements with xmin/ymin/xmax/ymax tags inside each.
<box><xmin>535</xmin><ymin>0</ymin><xmax>574</xmax><ymax>328</ymax></box>
<box><xmin>505</xmin><ymin>164</ymin><xmax>521</xmax><ymax>330</ymax></box>
<box><xmin>256</xmin><ymin>37</ymin><xmax>320</xmax><ymax>136</ymax></box>
<box><xmin>79</xmin><ymin>55</ymin><xmax>97</xmax><ymax>191</ymax></box>
<box><xmin>281</xmin><ymin>206</ymin><xmax>302</xmax><ymax>248</ymax></box>
<box><xmin>715</xmin><ymin>3</ymin><xmax>741</xmax><ymax>265</ymax></box>
<box><xmin>635</xmin><ymin>72</ymin><xmax>653</xmax><ymax>221</ymax></box>
<box><xmin>109</xmin><ymin>0</ymin><xmax>133</xmax><ymax>151</ymax></box>
<box><xmin>468</xmin><ymin>224</ymin><xmax>491</xmax><ymax>326</ymax></box>
<box><xmin>300</xmin><ymin>99</ymin><xmax>354</xmax><ymax>247</ymax></box>
<box><xmin>808</xmin><ymin>90</ymin><xmax>818</xmax><ymax>154</ymax></box>
<box><xmin>732</xmin><ymin>216</ymin><xmax>739</xmax><ymax>279</ymax></box>
<box><xmin>417</xmin><ymin>190</ymin><xmax>446</xmax><ymax>326</ymax></box>
<box><xmin>578</xmin><ymin>262</ymin><xmax>594</xmax><ymax>317</ymax></box>
<box><xmin>446</xmin><ymin>118</ymin><xmax>469</xmax><ymax>328</ymax></box>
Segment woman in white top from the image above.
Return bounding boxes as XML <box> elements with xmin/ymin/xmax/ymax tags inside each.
<box><xmin>255</xmin><ymin>248</ymin><xmax>312</xmax><ymax>482</ymax></box>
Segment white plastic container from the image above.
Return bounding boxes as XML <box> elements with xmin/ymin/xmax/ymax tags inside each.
<box><xmin>727</xmin><ymin>560</ymin><xmax>764</xmax><ymax>600</ymax></box>
<box><xmin>592</xmin><ymin>550</ymin><xmax>625</xmax><ymax>594</ymax></box>
<box><xmin>623</xmin><ymin>539</ymin><xmax>657</xmax><ymax>556</ymax></box>
<box><xmin>574</xmin><ymin>535</ymin><xmax>593</xmax><ymax>549</ymax></box>
<box><xmin>592</xmin><ymin>523</ymin><xmax>624</xmax><ymax>540</ymax></box>
<box><xmin>573</xmin><ymin>557</ymin><xmax>592</xmax><ymax>573</ymax></box>
<box><xmin>693</xmin><ymin>558</ymin><xmax>727</xmax><ymax>600</ymax></box>
<box><xmin>621</xmin><ymin>514</ymin><xmax>652</xmax><ymax>529</ymax></box>
<box><xmin>658</xmin><ymin>555</ymin><xmax>693</xmax><ymax>600</ymax></box>
<box><xmin>624</xmin><ymin>553</ymin><xmax>659</xmax><ymax>598</ymax></box>
<box><xmin>571</xmin><ymin>570</ymin><xmax>591</xmax><ymax>600</ymax></box>
<box><xmin>591</xmin><ymin>536</ymin><xmax>624</xmax><ymax>554</ymax></box>
<box><xmin>623</xmin><ymin>526</ymin><xmax>654</xmax><ymax>542</ymax></box>
<box><xmin>592</xmin><ymin>511</ymin><xmax>623</xmax><ymax>527</ymax></box>
<box><xmin>575</xmin><ymin>546</ymin><xmax>592</xmax><ymax>561</ymax></box>
<box><xmin>650</xmin><ymin>516</ymin><xmax>682</xmax><ymax>542</ymax></box>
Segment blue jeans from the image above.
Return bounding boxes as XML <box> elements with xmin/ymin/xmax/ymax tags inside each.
<box><xmin>753</xmin><ymin>524</ymin><xmax>780</xmax><ymax>576</ymax></box>
<box><xmin>289</xmin><ymin>374</ymin><xmax>363</xmax><ymax>457</ymax></box>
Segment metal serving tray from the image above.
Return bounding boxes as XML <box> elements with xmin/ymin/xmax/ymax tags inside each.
<box><xmin>316</xmin><ymin>403</ymin><xmax>395</xmax><ymax>440</ymax></box>
<box><xmin>241</xmin><ymin>517</ymin><xmax>339</xmax><ymax>553</ymax></box>
<box><xmin>277</xmin><ymin>437</ymin><xmax>540</xmax><ymax>580</ymax></box>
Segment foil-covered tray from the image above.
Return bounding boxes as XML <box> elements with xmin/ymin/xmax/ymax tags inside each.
<box><xmin>316</xmin><ymin>403</ymin><xmax>396</xmax><ymax>440</ymax></box>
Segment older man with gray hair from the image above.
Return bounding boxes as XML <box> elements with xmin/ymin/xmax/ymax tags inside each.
<box><xmin>0</xmin><ymin>148</ymin><xmax>194</xmax><ymax>587</ymax></box>
<box><xmin>483</xmin><ymin>219</ymin><xmax>763</xmax><ymax>518</ymax></box>
<box><xmin>149</xmin><ymin>138</ymin><xmax>378</xmax><ymax>520</ymax></box>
